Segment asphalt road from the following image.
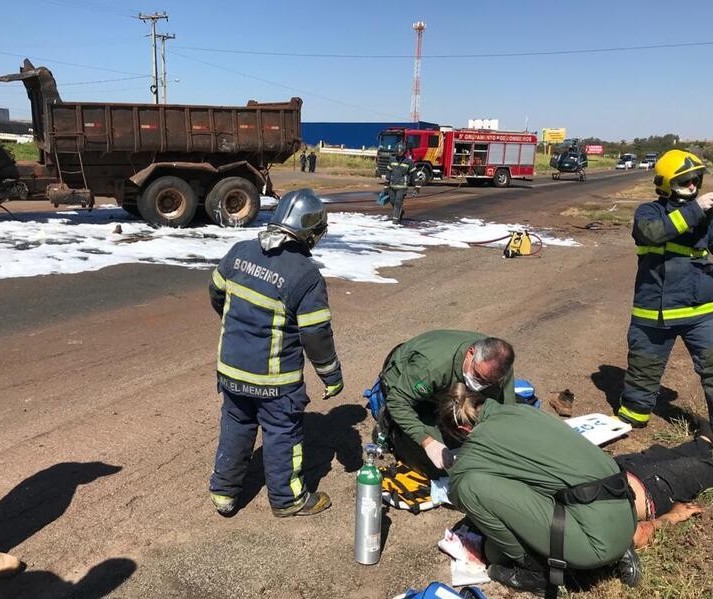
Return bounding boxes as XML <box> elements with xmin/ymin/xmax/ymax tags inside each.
<box><xmin>0</xmin><ymin>168</ymin><xmax>649</xmax><ymax>337</ymax></box>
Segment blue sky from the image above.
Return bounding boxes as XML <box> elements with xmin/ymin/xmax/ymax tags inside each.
<box><xmin>1</xmin><ymin>1</ymin><xmax>712</xmax><ymax>141</ymax></box>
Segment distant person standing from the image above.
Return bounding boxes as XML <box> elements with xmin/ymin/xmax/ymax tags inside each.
<box><xmin>308</xmin><ymin>151</ymin><xmax>317</xmax><ymax>173</ymax></box>
<box><xmin>299</xmin><ymin>150</ymin><xmax>307</xmax><ymax>172</ymax></box>
<box><xmin>384</xmin><ymin>142</ymin><xmax>419</xmax><ymax>224</ymax></box>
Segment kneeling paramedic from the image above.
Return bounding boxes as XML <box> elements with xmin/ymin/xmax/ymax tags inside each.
<box><xmin>448</xmin><ymin>399</ymin><xmax>640</xmax><ymax>597</ymax></box>
<box><xmin>208</xmin><ymin>189</ymin><xmax>344</xmax><ymax>517</ymax></box>
<box><xmin>618</xmin><ymin>149</ymin><xmax>713</xmax><ymax>429</ymax></box>
<box><xmin>374</xmin><ymin>330</ymin><xmax>516</xmax><ymax>479</ymax></box>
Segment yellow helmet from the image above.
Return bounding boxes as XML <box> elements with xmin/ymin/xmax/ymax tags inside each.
<box><xmin>654</xmin><ymin>149</ymin><xmax>707</xmax><ymax>200</ymax></box>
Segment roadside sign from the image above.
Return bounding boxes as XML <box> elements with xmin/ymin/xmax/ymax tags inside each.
<box><xmin>586</xmin><ymin>145</ymin><xmax>604</xmax><ymax>155</ymax></box>
<box><xmin>542</xmin><ymin>128</ymin><xmax>567</xmax><ymax>143</ymax></box>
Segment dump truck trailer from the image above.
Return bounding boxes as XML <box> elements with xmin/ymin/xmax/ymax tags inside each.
<box><xmin>0</xmin><ymin>59</ymin><xmax>302</xmax><ymax>227</ymax></box>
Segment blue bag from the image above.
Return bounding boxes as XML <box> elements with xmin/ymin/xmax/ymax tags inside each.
<box><xmin>515</xmin><ymin>378</ymin><xmax>540</xmax><ymax>409</ymax></box>
<box><xmin>363</xmin><ymin>377</ymin><xmax>385</xmax><ymax>420</ymax></box>
<box><xmin>402</xmin><ymin>582</ymin><xmax>487</xmax><ymax>599</ymax></box>
<box><xmin>376</xmin><ymin>190</ymin><xmax>390</xmax><ymax>206</ymax></box>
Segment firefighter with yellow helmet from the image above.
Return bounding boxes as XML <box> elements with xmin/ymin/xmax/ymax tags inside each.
<box><xmin>618</xmin><ymin>149</ymin><xmax>713</xmax><ymax>429</ymax></box>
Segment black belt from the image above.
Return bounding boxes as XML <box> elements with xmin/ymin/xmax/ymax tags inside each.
<box><xmin>546</xmin><ymin>470</ymin><xmax>634</xmax><ymax>598</ymax></box>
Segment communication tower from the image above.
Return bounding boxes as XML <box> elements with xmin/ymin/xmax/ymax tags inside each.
<box><xmin>410</xmin><ymin>21</ymin><xmax>426</xmax><ymax>122</ymax></box>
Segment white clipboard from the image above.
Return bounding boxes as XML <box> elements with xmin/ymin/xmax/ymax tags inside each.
<box><xmin>565</xmin><ymin>413</ymin><xmax>632</xmax><ymax>446</ymax></box>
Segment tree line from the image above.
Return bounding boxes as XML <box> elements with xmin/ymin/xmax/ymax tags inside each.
<box><xmin>576</xmin><ymin>134</ymin><xmax>713</xmax><ymax>161</ymax></box>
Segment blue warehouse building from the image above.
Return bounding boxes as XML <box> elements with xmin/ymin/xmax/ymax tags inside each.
<box><xmin>301</xmin><ymin>121</ymin><xmax>438</xmax><ymax>149</ymax></box>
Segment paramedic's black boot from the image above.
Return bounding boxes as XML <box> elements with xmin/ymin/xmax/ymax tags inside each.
<box><xmin>488</xmin><ymin>555</ymin><xmax>548</xmax><ymax>596</ymax></box>
<box><xmin>615</xmin><ymin>545</ymin><xmax>642</xmax><ymax>588</ymax></box>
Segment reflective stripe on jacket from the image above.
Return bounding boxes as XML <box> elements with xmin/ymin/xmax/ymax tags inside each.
<box><xmin>386</xmin><ymin>155</ymin><xmax>416</xmax><ymax>189</ymax></box>
<box><xmin>631</xmin><ymin>198</ymin><xmax>713</xmax><ymax>327</ymax></box>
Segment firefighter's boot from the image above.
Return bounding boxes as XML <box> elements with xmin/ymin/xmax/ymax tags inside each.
<box><xmin>210</xmin><ymin>493</ymin><xmax>238</xmax><ymax>516</ymax></box>
<box><xmin>549</xmin><ymin>389</ymin><xmax>575</xmax><ymax>417</ymax></box>
<box><xmin>617</xmin><ymin>405</ymin><xmax>650</xmax><ymax>429</ymax></box>
<box><xmin>272</xmin><ymin>491</ymin><xmax>332</xmax><ymax>517</ymax></box>
<box><xmin>0</xmin><ymin>552</ymin><xmax>23</xmax><ymax>578</ymax></box>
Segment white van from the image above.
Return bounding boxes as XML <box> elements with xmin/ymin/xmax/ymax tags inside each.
<box><xmin>616</xmin><ymin>153</ymin><xmax>637</xmax><ymax>169</ymax></box>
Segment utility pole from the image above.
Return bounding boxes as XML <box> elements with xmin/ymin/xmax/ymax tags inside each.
<box><xmin>138</xmin><ymin>12</ymin><xmax>168</xmax><ymax>104</ymax></box>
<box><xmin>157</xmin><ymin>32</ymin><xmax>176</xmax><ymax>103</ymax></box>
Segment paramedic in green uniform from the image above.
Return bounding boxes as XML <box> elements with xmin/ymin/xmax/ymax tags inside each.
<box><xmin>448</xmin><ymin>399</ymin><xmax>639</xmax><ymax>595</ymax></box>
<box><xmin>379</xmin><ymin>330</ymin><xmax>516</xmax><ymax>479</ymax></box>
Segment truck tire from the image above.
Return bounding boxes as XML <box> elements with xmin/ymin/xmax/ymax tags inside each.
<box><xmin>138</xmin><ymin>176</ymin><xmax>198</xmax><ymax>227</ymax></box>
<box><xmin>204</xmin><ymin>177</ymin><xmax>260</xmax><ymax>227</ymax></box>
<box><xmin>412</xmin><ymin>163</ymin><xmax>433</xmax><ymax>186</ymax></box>
<box><xmin>493</xmin><ymin>168</ymin><xmax>511</xmax><ymax>188</ymax></box>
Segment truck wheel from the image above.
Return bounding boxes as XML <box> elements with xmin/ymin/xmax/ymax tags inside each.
<box><xmin>204</xmin><ymin>177</ymin><xmax>260</xmax><ymax>227</ymax></box>
<box><xmin>493</xmin><ymin>168</ymin><xmax>511</xmax><ymax>188</ymax></box>
<box><xmin>138</xmin><ymin>176</ymin><xmax>198</xmax><ymax>227</ymax></box>
<box><xmin>412</xmin><ymin>164</ymin><xmax>433</xmax><ymax>186</ymax></box>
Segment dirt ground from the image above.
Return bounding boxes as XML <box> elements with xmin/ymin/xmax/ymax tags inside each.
<box><xmin>1</xmin><ymin>172</ymin><xmax>712</xmax><ymax>599</ymax></box>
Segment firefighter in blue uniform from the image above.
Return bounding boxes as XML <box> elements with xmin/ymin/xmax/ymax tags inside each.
<box><xmin>208</xmin><ymin>188</ymin><xmax>344</xmax><ymax>517</ymax></box>
<box><xmin>384</xmin><ymin>142</ymin><xmax>419</xmax><ymax>224</ymax></box>
<box><xmin>618</xmin><ymin>150</ymin><xmax>713</xmax><ymax>429</ymax></box>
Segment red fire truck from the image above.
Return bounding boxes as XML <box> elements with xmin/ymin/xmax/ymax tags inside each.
<box><xmin>376</xmin><ymin>126</ymin><xmax>537</xmax><ymax>187</ymax></box>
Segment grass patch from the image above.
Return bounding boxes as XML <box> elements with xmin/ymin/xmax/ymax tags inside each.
<box><xmin>1</xmin><ymin>140</ymin><xmax>38</xmax><ymax>161</ymax></box>
<box><xmin>561</xmin><ymin>202</ymin><xmax>638</xmax><ymax>226</ymax></box>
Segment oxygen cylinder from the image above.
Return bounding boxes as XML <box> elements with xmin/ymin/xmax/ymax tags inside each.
<box><xmin>354</xmin><ymin>443</ymin><xmax>383</xmax><ymax>565</ymax></box>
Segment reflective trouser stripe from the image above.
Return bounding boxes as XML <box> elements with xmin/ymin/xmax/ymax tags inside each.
<box><xmin>618</xmin><ymin>405</ymin><xmax>651</xmax><ymax>424</ymax></box>
<box><xmin>289</xmin><ymin>443</ymin><xmax>304</xmax><ymax>498</ymax></box>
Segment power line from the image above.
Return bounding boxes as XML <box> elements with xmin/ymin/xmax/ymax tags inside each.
<box><xmin>173</xmin><ymin>40</ymin><xmax>713</xmax><ymax>59</ymax></box>
<box><xmin>169</xmin><ymin>50</ymin><xmax>405</xmax><ymax>120</ymax></box>
<box><xmin>0</xmin><ymin>49</ymin><xmax>146</xmax><ymax>76</ymax></box>
<box><xmin>35</xmin><ymin>0</ymin><xmax>140</xmax><ymax>19</ymax></box>
<box><xmin>61</xmin><ymin>75</ymin><xmax>151</xmax><ymax>86</ymax></box>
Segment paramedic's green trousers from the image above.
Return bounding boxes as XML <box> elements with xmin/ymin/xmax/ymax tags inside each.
<box><xmin>451</xmin><ymin>472</ymin><xmax>636</xmax><ymax>569</ymax></box>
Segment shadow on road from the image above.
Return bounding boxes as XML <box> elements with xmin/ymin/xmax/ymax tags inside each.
<box><xmin>592</xmin><ymin>363</ymin><xmax>697</xmax><ymax>427</ymax></box>
<box><xmin>0</xmin><ymin>462</ymin><xmax>132</xmax><ymax>598</ymax></box>
<box><xmin>0</xmin><ymin>461</ymin><xmax>122</xmax><ymax>552</ymax></box>
<box><xmin>591</xmin><ymin>364</ymin><xmax>626</xmax><ymax>413</ymax></box>
<box><xmin>1</xmin><ymin>557</ymin><xmax>136</xmax><ymax>599</ymax></box>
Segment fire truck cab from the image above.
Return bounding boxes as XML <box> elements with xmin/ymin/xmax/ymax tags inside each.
<box><xmin>376</xmin><ymin>126</ymin><xmax>537</xmax><ymax>188</ymax></box>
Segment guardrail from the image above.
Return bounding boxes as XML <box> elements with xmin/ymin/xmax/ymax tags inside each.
<box><xmin>0</xmin><ymin>132</ymin><xmax>34</xmax><ymax>144</ymax></box>
<box><xmin>319</xmin><ymin>145</ymin><xmax>377</xmax><ymax>158</ymax></box>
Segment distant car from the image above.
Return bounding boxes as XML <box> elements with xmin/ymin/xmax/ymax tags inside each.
<box><xmin>616</xmin><ymin>154</ymin><xmax>637</xmax><ymax>170</ymax></box>
<box><xmin>638</xmin><ymin>159</ymin><xmax>654</xmax><ymax>169</ymax></box>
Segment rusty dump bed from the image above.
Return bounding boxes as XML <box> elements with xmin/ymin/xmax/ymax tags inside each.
<box><xmin>0</xmin><ymin>59</ymin><xmax>302</xmax><ymax>163</ymax></box>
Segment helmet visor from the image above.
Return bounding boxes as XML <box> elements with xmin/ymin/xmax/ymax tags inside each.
<box><xmin>671</xmin><ymin>172</ymin><xmax>704</xmax><ymax>199</ymax></box>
